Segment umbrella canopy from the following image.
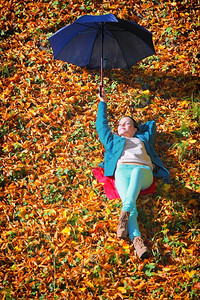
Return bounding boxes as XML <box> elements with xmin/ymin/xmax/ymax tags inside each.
<box><xmin>48</xmin><ymin>14</ymin><xmax>156</xmax><ymax>86</ymax></box>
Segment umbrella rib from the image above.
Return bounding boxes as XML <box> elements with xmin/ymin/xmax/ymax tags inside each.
<box><xmin>107</xmin><ymin>26</ymin><xmax>130</xmax><ymax>68</ymax></box>
<box><xmin>75</xmin><ymin>23</ymin><xmax>100</xmax><ymax>31</ymax></box>
<box><xmin>87</xmin><ymin>26</ymin><xmax>102</xmax><ymax>67</ymax></box>
<box><xmin>76</xmin><ymin>22</ymin><xmax>128</xmax><ymax>34</ymax></box>
<box><xmin>116</xmin><ymin>43</ymin><xmax>129</xmax><ymax>69</ymax></box>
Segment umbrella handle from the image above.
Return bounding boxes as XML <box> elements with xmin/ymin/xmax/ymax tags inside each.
<box><xmin>99</xmin><ymin>84</ymin><xmax>103</xmax><ymax>97</ymax></box>
<box><xmin>99</xmin><ymin>64</ymin><xmax>103</xmax><ymax>97</ymax></box>
<box><xmin>99</xmin><ymin>66</ymin><xmax>103</xmax><ymax>96</ymax></box>
<box><xmin>100</xmin><ymin>23</ymin><xmax>104</xmax><ymax>96</ymax></box>
<box><xmin>100</xmin><ymin>57</ymin><xmax>103</xmax><ymax>97</ymax></box>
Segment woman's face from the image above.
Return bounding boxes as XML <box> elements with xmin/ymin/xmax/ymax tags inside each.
<box><xmin>118</xmin><ymin>117</ymin><xmax>137</xmax><ymax>138</ymax></box>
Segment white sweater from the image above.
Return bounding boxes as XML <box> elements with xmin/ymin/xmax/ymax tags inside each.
<box><xmin>117</xmin><ymin>137</ymin><xmax>153</xmax><ymax>170</ymax></box>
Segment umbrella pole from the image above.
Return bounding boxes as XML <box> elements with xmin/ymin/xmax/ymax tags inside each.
<box><xmin>100</xmin><ymin>24</ymin><xmax>104</xmax><ymax>96</ymax></box>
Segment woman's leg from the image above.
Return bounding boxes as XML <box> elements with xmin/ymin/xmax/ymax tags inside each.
<box><xmin>115</xmin><ymin>165</ymin><xmax>153</xmax><ymax>241</ymax></box>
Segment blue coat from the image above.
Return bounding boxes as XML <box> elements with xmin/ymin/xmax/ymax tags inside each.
<box><xmin>96</xmin><ymin>101</ymin><xmax>170</xmax><ymax>183</ymax></box>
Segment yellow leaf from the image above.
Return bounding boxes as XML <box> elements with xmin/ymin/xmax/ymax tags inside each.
<box><xmin>85</xmin><ymin>169</ymin><xmax>91</xmax><ymax>175</ymax></box>
<box><xmin>76</xmin><ymin>252</ymin><xmax>83</xmax><ymax>259</ymax></box>
<box><xmin>71</xmin><ymin>241</ymin><xmax>78</xmax><ymax>247</ymax></box>
<box><xmin>106</xmin><ymin>237</ymin><xmax>116</xmax><ymax>242</ymax></box>
<box><xmin>163</xmin><ymin>228</ymin><xmax>169</xmax><ymax>235</ymax></box>
<box><xmin>86</xmin><ymin>281</ymin><xmax>94</xmax><ymax>288</ymax></box>
<box><xmin>11</xmin><ymin>264</ymin><xmax>17</xmax><ymax>271</ymax></box>
<box><xmin>163</xmin><ymin>184</ymin><xmax>171</xmax><ymax>192</ymax></box>
<box><xmin>57</xmin><ymin>157</ymin><xmax>64</xmax><ymax>161</ymax></box>
<box><xmin>77</xmin><ymin>226</ymin><xmax>84</xmax><ymax>232</ymax></box>
<box><xmin>135</xmin><ymin>282</ymin><xmax>146</xmax><ymax>290</ymax></box>
<box><xmin>163</xmin><ymin>267</ymin><xmax>171</xmax><ymax>272</ymax></box>
<box><xmin>186</xmin><ymin>248</ymin><xmax>193</xmax><ymax>255</ymax></box>
<box><xmin>180</xmin><ymin>100</ymin><xmax>188</xmax><ymax>107</ymax></box>
<box><xmin>14</xmin><ymin>246</ymin><xmax>22</xmax><ymax>252</ymax></box>
<box><xmin>94</xmin><ymin>158</ymin><xmax>102</xmax><ymax>163</ymax></box>
<box><xmin>61</xmin><ymin>226</ymin><xmax>71</xmax><ymax>236</ymax></box>
<box><xmin>123</xmin><ymin>244</ymin><xmax>130</xmax><ymax>254</ymax></box>
<box><xmin>92</xmin><ymin>179</ymin><xmax>98</xmax><ymax>187</ymax></box>
<box><xmin>188</xmin><ymin>139</ymin><xmax>197</xmax><ymax>144</ymax></box>
<box><xmin>18</xmin><ymin>208</ymin><xmax>26</xmax><ymax>219</ymax></box>
<box><xmin>143</xmin><ymin>90</ymin><xmax>150</xmax><ymax>94</ymax></box>
<box><xmin>123</xmin><ymin>244</ymin><xmax>130</xmax><ymax>250</ymax></box>
<box><xmin>44</xmin><ymin>209</ymin><xmax>56</xmax><ymax>216</ymax></box>
<box><xmin>117</xmin><ymin>287</ymin><xmax>127</xmax><ymax>294</ymax></box>
<box><xmin>42</xmin><ymin>114</ymin><xmax>51</xmax><ymax>122</ymax></box>
<box><xmin>89</xmin><ymin>191</ymin><xmax>96</xmax><ymax>199</ymax></box>
<box><xmin>186</xmin><ymin>270</ymin><xmax>196</xmax><ymax>278</ymax></box>
<box><xmin>81</xmin><ymin>86</ymin><xmax>90</xmax><ymax>92</ymax></box>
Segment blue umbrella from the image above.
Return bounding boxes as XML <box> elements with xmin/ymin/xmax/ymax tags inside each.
<box><xmin>48</xmin><ymin>14</ymin><xmax>155</xmax><ymax>90</ymax></box>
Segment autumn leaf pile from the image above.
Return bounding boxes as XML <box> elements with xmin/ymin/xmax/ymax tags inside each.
<box><xmin>0</xmin><ymin>0</ymin><xmax>199</xmax><ymax>299</ymax></box>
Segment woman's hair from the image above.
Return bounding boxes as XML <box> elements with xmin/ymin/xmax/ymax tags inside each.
<box><xmin>120</xmin><ymin>116</ymin><xmax>139</xmax><ymax>130</ymax></box>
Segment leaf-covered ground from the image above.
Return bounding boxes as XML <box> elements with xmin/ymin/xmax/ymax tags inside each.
<box><xmin>0</xmin><ymin>1</ymin><xmax>199</xmax><ymax>299</ymax></box>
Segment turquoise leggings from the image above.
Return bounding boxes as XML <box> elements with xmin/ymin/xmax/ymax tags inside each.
<box><xmin>115</xmin><ymin>164</ymin><xmax>153</xmax><ymax>242</ymax></box>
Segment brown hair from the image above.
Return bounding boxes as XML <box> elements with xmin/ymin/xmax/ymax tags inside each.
<box><xmin>120</xmin><ymin>116</ymin><xmax>139</xmax><ymax>130</ymax></box>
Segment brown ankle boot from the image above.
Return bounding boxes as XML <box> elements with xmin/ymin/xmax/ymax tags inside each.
<box><xmin>117</xmin><ymin>211</ymin><xmax>130</xmax><ymax>239</ymax></box>
<box><xmin>133</xmin><ymin>236</ymin><xmax>149</xmax><ymax>259</ymax></box>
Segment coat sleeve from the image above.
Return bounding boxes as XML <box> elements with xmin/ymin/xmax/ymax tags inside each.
<box><xmin>138</xmin><ymin>121</ymin><xmax>156</xmax><ymax>146</ymax></box>
<box><xmin>96</xmin><ymin>101</ymin><xmax>113</xmax><ymax>150</ymax></box>
<box><xmin>137</xmin><ymin>121</ymin><xmax>170</xmax><ymax>183</ymax></box>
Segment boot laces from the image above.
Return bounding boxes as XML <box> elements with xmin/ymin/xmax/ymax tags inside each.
<box><xmin>119</xmin><ymin>214</ymin><xmax>129</xmax><ymax>228</ymax></box>
<box><xmin>134</xmin><ymin>237</ymin><xmax>145</xmax><ymax>249</ymax></box>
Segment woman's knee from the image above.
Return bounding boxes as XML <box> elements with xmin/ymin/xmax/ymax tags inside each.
<box><xmin>130</xmin><ymin>210</ymin><xmax>138</xmax><ymax>217</ymax></box>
